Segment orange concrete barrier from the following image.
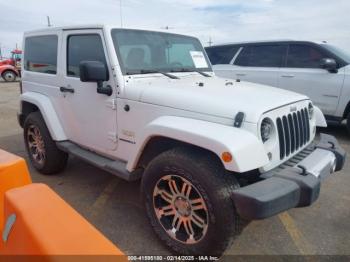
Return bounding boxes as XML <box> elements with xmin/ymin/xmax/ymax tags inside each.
<box><xmin>0</xmin><ymin>149</ymin><xmax>32</xmax><ymax>229</ymax></box>
<box><xmin>1</xmin><ymin>183</ymin><xmax>125</xmax><ymax>257</ymax></box>
<box><xmin>0</xmin><ymin>149</ymin><xmax>126</xmax><ymax>259</ymax></box>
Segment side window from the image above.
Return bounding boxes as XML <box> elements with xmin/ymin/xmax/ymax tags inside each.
<box><xmin>234</xmin><ymin>46</ymin><xmax>251</xmax><ymax>66</ymax></box>
<box><xmin>206</xmin><ymin>45</ymin><xmax>239</xmax><ymax>65</ymax></box>
<box><xmin>13</xmin><ymin>53</ymin><xmax>22</xmax><ymax>61</ymax></box>
<box><xmin>235</xmin><ymin>45</ymin><xmax>285</xmax><ymax>67</ymax></box>
<box><xmin>67</xmin><ymin>34</ymin><xmax>107</xmax><ymax>77</ymax></box>
<box><xmin>287</xmin><ymin>44</ymin><xmax>325</xmax><ymax>68</ymax></box>
<box><xmin>24</xmin><ymin>35</ymin><xmax>58</xmax><ymax>74</ymax></box>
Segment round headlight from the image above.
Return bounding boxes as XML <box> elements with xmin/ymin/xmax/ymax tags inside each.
<box><xmin>261</xmin><ymin>118</ymin><xmax>273</xmax><ymax>143</ymax></box>
<box><xmin>308</xmin><ymin>103</ymin><xmax>314</xmax><ymax>119</ymax></box>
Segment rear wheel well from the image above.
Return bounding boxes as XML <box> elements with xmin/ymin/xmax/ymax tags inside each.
<box><xmin>19</xmin><ymin>101</ymin><xmax>39</xmax><ymax>127</ymax></box>
<box><xmin>137</xmin><ymin>137</ymin><xmax>223</xmax><ymax>170</ymax></box>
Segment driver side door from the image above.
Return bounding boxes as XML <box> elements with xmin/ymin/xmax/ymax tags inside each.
<box><xmin>278</xmin><ymin>43</ymin><xmax>344</xmax><ymax>115</ymax></box>
<box><xmin>59</xmin><ymin>29</ymin><xmax>118</xmax><ymax>154</ymax></box>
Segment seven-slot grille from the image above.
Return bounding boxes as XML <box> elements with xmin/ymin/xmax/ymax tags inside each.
<box><xmin>276</xmin><ymin>108</ymin><xmax>310</xmax><ymax>160</ymax></box>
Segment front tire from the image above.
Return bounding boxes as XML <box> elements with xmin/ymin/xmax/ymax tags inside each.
<box><xmin>346</xmin><ymin>113</ymin><xmax>350</xmax><ymax>134</ymax></box>
<box><xmin>2</xmin><ymin>70</ymin><xmax>17</xmax><ymax>82</ymax></box>
<box><xmin>24</xmin><ymin>112</ymin><xmax>68</xmax><ymax>174</ymax></box>
<box><xmin>142</xmin><ymin>147</ymin><xmax>246</xmax><ymax>256</ymax></box>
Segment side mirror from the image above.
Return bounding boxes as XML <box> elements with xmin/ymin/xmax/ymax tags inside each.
<box><xmin>80</xmin><ymin>61</ymin><xmax>109</xmax><ymax>82</ymax></box>
<box><xmin>79</xmin><ymin>61</ymin><xmax>112</xmax><ymax>96</ymax></box>
<box><xmin>320</xmin><ymin>58</ymin><xmax>338</xmax><ymax>73</ymax></box>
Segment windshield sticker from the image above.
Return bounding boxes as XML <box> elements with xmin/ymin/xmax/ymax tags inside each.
<box><xmin>190</xmin><ymin>51</ymin><xmax>208</xmax><ymax>68</ymax></box>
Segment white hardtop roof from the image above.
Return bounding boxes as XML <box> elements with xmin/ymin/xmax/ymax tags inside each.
<box><xmin>24</xmin><ymin>24</ymin><xmax>190</xmax><ymax>36</ymax></box>
<box><xmin>24</xmin><ymin>24</ymin><xmax>110</xmax><ymax>34</ymax></box>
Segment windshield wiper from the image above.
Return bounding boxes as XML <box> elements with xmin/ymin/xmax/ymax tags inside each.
<box><xmin>171</xmin><ymin>68</ymin><xmax>212</xmax><ymax>77</ymax></box>
<box><xmin>139</xmin><ymin>69</ymin><xmax>179</xmax><ymax>79</ymax></box>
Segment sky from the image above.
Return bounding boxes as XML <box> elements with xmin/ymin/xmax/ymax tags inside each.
<box><xmin>0</xmin><ymin>0</ymin><xmax>349</xmax><ymax>57</ymax></box>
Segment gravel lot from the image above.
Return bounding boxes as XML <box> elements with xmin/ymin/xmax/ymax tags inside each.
<box><xmin>0</xmin><ymin>81</ymin><xmax>349</xmax><ymax>257</ymax></box>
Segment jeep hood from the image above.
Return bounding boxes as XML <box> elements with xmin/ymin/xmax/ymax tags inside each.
<box><xmin>126</xmin><ymin>75</ymin><xmax>309</xmax><ymax>123</ymax></box>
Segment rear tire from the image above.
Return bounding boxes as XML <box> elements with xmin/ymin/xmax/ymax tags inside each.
<box><xmin>24</xmin><ymin>112</ymin><xmax>68</xmax><ymax>174</ymax></box>
<box><xmin>2</xmin><ymin>70</ymin><xmax>16</xmax><ymax>82</ymax></box>
<box><xmin>141</xmin><ymin>147</ymin><xmax>247</xmax><ymax>256</ymax></box>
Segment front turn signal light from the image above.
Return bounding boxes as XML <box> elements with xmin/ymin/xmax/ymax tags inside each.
<box><xmin>221</xmin><ymin>152</ymin><xmax>233</xmax><ymax>163</ymax></box>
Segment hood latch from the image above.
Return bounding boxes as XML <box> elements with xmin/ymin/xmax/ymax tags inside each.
<box><xmin>234</xmin><ymin>112</ymin><xmax>245</xmax><ymax>128</ymax></box>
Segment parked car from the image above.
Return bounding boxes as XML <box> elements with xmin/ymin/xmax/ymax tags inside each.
<box><xmin>206</xmin><ymin>41</ymin><xmax>350</xmax><ymax>131</ymax></box>
<box><xmin>18</xmin><ymin>26</ymin><xmax>345</xmax><ymax>256</ymax></box>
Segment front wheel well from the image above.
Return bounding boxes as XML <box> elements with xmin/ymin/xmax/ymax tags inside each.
<box><xmin>1</xmin><ymin>69</ymin><xmax>18</xmax><ymax>76</ymax></box>
<box><xmin>136</xmin><ymin>137</ymin><xmax>223</xmax><ymax>170</ymax></box>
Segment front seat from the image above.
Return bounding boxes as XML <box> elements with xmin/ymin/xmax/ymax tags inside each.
<box><xmin>126</xmin><ymin>48</ymin><xmax>147</xmax><ymax>69</ymax></box>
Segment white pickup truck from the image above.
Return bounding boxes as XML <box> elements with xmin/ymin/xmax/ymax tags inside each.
<box><xmin>18</xmin><ymin>25</ymin><xmax>345</xmax><ymax>256</ymax></box>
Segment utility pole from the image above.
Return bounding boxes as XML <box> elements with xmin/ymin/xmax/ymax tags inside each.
<box><xmin>47</xmin><ymin>16</ymin><xmax>52</xmax><ymax>27</ymax></box>
<box><xmin>119</xmin><ymin>0</ymin><xmax>123</xmax><ymax>28</ymax></box>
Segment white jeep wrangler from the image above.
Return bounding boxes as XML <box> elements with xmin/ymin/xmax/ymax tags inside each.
<box><xmin>18</xmin><ymin>25</ymin><xmax>346</xmax><ymax>256</ymax></box>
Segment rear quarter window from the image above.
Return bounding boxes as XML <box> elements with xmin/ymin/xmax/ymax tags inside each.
<box><xmin>24</xmin><ymin>35</ymin><xmax>58</xmax><ymax>74</ymax></box>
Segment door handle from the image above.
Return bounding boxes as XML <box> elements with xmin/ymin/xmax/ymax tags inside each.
<box><xmin>236</xmin><ymin>73</ymin><xmax>246</xmax><ymax>77</ymax></box>
<box><xmin>281</xmin><ymin>74</ymin><xmax>295</xmax><ymax>78</ymax></box>
<box><xmin>60</xmin><ymin>86</ymin><xmax>75</xmax><ymax>93</ymax></box>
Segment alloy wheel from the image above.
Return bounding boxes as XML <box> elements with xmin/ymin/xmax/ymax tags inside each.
<box><xmin>27</xmin><ymin>125</ymin><xmax>46</xmax><ymax>166</ymax></box>
<box><xmin>153</xmin><ymin>175</ymin><xmax>209</xmax><ymax>244</ymax></box>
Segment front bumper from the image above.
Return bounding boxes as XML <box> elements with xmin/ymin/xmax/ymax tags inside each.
<box><xmin>232</xmin><ymin>133</ymin><xmax>346</xmax><ymax>220</ymax></box>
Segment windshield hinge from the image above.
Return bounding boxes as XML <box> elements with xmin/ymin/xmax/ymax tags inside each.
<box><xmin>107</xmin><ymin>99</ymin><xmax>117</xmax><ymax>110</ymax></box>
<box><xmin>108</xmin><ymin>132</ymin><xmax>118</xmax><ymax>143</ymax></box>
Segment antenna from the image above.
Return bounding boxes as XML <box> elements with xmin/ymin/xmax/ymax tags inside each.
<box><xmin>161</xmin><ymin>26</ymin><xmax>175</xmax><ymax>30</ymax></box>
<box><xmin>47</xmin><ymin>16</ymin><xmax>52</xmax><ymax>27</ymax></box>
<box><xmin>207</xmin><ymin>37</ymin><xmax>213</xmax><ymax>47</ymax></box>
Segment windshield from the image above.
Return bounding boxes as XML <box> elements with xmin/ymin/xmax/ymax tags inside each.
<box><xmin>322</xmin><ymin>44</ymin><xmax>350</xmax><ymax>63</ymax></box>
<box><xmin>12</xmin><ymin>53</ymin><xmax>22</xmax><ymax>61</ymax></box>
<box><xmin>111</xmin><ymin>29</ymin><xmax>212</xmax><ymax>75</ymax></box>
